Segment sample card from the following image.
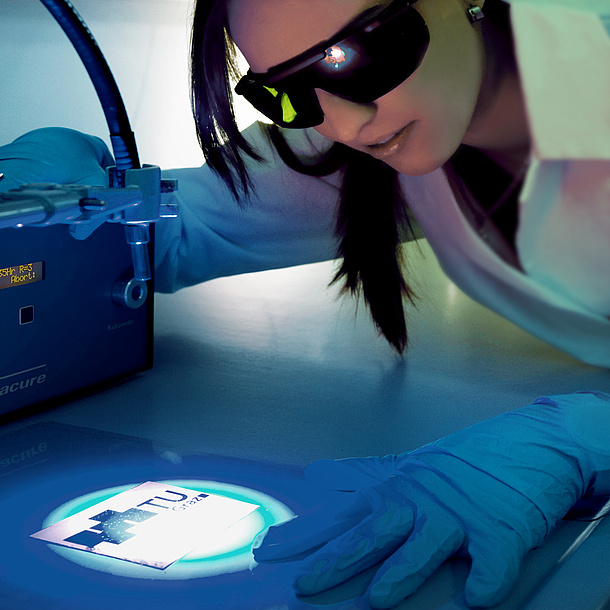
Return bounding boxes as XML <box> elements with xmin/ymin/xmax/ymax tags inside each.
<box><xmin>31</xmin><ymin>481</ymin><xmax>259</xmax><ymax>569</ymax></box>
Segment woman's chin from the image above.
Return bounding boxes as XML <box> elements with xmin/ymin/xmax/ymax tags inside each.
<box><xmin>384</xmin><ymin>154</ymin><xmax>446</xmax><ymax>177</ymax></box>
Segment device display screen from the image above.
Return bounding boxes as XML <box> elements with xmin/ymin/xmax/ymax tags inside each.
<box><xmin>0</xmin><ymin>262</ymin><xmax>44</xmax><ymax>290</ymax></box>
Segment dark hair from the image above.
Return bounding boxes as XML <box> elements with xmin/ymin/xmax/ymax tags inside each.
<box><xmin>190</xmin><ymin>1</ymin><xmax>418</xmax><ymax>353</ymax></box>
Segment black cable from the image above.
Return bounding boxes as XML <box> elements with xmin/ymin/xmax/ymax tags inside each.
<box><xmin>38</xmin><ymin>0</ymin><xmax>140</xmax><ymax>170</ymax></box>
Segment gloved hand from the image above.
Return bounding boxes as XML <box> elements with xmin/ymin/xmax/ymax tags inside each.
<box><xmin>0</xmin><ymin>127</ymin><xmax>113</xmax><ymax>192</ymax></box>
<box><xmin>254</xmin><ymin>392</ymin><xmax>610</xmax><ymax>608</ymax></box>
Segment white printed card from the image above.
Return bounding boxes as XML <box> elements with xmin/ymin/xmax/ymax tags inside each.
<box><xmin>31</xmin><ymin>481</ymin><xmax>259</xmax><ymax>569</ymax></box>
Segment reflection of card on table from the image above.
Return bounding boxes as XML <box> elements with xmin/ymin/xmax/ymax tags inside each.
<box><xmin>31</xmin><ymin>481</ymin><xmax>259</xmax><ymax>569</ymax></box>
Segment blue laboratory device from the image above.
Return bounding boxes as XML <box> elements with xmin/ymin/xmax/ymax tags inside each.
<box><xmin>0</xmin><ymin>223</ymin><xmax>154</xmax><ymax>416</ymax></box>
<box><xmin>0</xmin><ymin>0</ymin><xmax>175</xmax><ymax>417</ymax></box>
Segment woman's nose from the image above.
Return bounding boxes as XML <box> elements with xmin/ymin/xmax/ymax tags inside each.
<box><xmin>314</xmin><ymin>89</ymin><xmax>376</xmax><ymax>144</ymax></box>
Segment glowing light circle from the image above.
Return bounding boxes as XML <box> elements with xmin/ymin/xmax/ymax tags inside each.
<box><xmin>42</xmin><ymin>479</ymin><xmax>294</xmax><ymax>580</ymax></box>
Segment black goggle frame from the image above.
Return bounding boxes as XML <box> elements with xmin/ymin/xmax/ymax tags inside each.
<box><xmin>234</xmin><ymin>0</ymin><xmax>429</xmax><ymax>128</ymax></box>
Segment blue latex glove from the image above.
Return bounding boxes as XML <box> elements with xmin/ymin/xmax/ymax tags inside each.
<box><xmin>254</xmin><ymin>392</ymin><xmax>610</xmax><ymax>608</ymax></box>
<box><xmin>0</xmin><ymin>127</ymin><xmax>113</xmax><ymax>192</ymax></box>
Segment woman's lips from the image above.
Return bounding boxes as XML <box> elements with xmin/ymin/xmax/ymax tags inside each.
<box><xmin>366</xmin><ymin>122</ymin><xmax>414</xmax><ymax>160</ymax></box>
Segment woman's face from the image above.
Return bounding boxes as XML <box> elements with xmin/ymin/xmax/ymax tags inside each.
<box><xmin>227</xmin><ymin>0</ymin><xmax>487</xmax><ymax>176</ymax></box>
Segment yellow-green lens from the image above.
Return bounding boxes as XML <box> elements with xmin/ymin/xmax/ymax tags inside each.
<box><xmin>280</xmin><ymin>93</ymin><xmax>297</xmax><ymax>123</ymax></box>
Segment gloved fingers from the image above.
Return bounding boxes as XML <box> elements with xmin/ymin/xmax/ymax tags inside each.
<box><xmin>464</xmin><ymin>536</ymin><xmax>524</xmax><ymax>608</ymax></box>
<box><xmin>367</xmin><ymin>511</ymin><xmax>465</xmax><ymax>609</ymax></box>
<box><xmin>305</xmin><ymin>455</ymin><xmax>401</xmax><ymax>491</ymax></box>
<box><xmin>293</xmin><ymin>493</ymin><xmax>416</xmax><ymax>596</ymax></box>
<box><xmin>0</xmin><ymin>128</ymin><xmax>112</xmax><ymax>189</ymax></box>
<box><xmin>253</xmin><ymin>492</ymin><xmax>372</xmax><ymax>563</ymax></box>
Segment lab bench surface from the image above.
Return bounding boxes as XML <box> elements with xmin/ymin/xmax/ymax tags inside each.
<box><xmin>1</xmin><ymin>239</ymin><xmax>608</xmax><ymax>610</ymax></box>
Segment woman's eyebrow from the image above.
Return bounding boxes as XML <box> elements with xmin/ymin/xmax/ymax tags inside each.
<box><xmin>257</xmin><ymin>1</ymin><xmax>392</xmax><ymax>76</ymax></box>
<box><xmin>332</xmin><ymin>2</ymin><xmax>389</xmax><ymax>40</ymax></box>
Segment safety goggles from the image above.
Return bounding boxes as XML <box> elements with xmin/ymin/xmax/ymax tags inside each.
<box><xmin>234</xmin><ymin>0</ymin><xmax>429</xmax><ymax>129</ymax></box>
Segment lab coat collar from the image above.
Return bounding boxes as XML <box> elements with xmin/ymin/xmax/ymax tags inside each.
<box><xmin>506</xmin><ymin>0</ymin><xmax>610</xmax><ymax>160</ymax></box>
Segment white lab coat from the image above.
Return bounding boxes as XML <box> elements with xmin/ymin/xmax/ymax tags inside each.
<box><xmin>155</xmin><ymin>0</ymin><xmax>610</xmax><ymax>367</ymax></box>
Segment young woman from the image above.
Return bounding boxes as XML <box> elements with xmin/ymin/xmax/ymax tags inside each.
<box><xmin>182</xmin><ymin>0</ymin><xmax>609</xmax><ymax>606</ymax></box>
<box><xmin>187</xmin><ymin>0</ymin><xmax>610</xmax><ymax>365</ymax></box>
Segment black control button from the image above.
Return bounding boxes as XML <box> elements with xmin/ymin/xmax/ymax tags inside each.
<box><xmin>19</xmin><ymin>305</ymin><xmax>34</xmax><ymax>325</ymax></box>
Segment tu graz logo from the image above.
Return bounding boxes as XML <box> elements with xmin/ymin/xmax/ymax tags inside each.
<box><xmin>65</xmin><ymin>489</ymin><xmax>209</xmax><ymax>548</ymax></box>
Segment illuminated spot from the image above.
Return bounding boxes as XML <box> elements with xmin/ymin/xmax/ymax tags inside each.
<box><xmin>42</xmin><ymin>479</ymin><xmax>293</xmax><ymax>580</ymax></box>
<box><xmin>324</xmin><ymin>46</ymin><xmax>346</xmax><ymax>68</ymax></box>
